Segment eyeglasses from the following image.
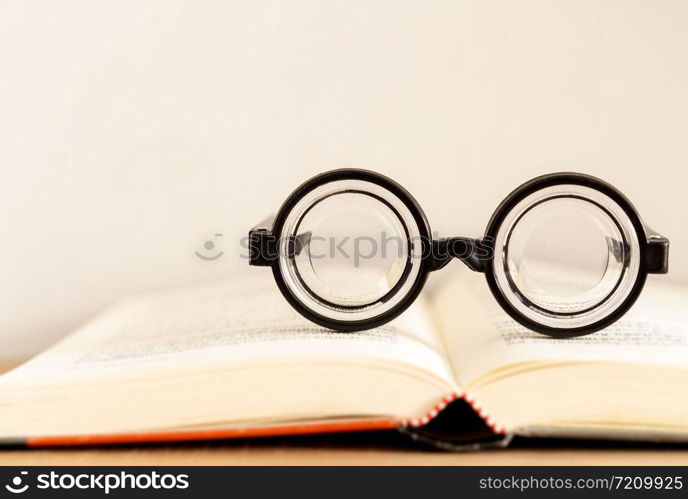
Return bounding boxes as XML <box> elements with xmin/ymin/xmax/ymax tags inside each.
<box><xmin>249</xmin><ymin>169</ymin><xmax>669</xmax><ymax>337</ymax></box>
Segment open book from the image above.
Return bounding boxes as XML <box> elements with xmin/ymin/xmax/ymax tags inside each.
<box><xmin>1</xmin><ymin>267</ymin><xmax>687</xmax><ymax>449</ymax></box>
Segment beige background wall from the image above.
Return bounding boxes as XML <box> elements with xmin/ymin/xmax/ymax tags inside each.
<box><xmin>1</xmin><ymin>0</ymin><xmax>687</xmax><ymax>356</ymax></box>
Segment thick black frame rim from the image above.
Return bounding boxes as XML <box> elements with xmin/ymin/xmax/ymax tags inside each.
<box><xmin>483</xmin><ymin>172</ymin><xmax>649</xmax><ymax>338</ymax></box>
<box><xmin>270</xmin><ymin>168</ymin><xmax>433</xmax><ymax>332</ymax></box>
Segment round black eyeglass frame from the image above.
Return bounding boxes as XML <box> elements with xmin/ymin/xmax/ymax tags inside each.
<box><xmin>249</xmin><ymin>169</ymin><xmax>669</xmax><ymax>337</ymax></box>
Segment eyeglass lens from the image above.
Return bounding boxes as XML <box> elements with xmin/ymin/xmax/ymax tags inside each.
<box><xmin>503</xmin><ymin>196</ymin><xmax>627</xmax><ymax>315</ymax></box>
<box><xmin>292</xmin><ymin>191</ymin><xmax>410</xmax><ymax>309</ymax></box>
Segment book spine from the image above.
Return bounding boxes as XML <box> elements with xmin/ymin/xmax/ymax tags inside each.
<box><xmin>398</xmin><ymin>392</ymin><xmax>512</xmax><ymax>451</ymax></box>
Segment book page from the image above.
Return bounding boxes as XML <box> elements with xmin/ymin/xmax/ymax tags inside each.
<box><xmin>0</xmin><ymin>272</ymin><xmax>464</xmax><ymax>436</ymax></box>
<box><xmin>2</xmin><ymin>270</ymin><xmax>458</xmax><ymax>391</ymax></box>
<box><xmin>431</xmin><ymin>266</ymin><xmax>688</xmax><ymax>387</ymax></box>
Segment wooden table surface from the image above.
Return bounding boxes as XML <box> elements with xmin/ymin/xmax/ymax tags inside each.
<box><xmin>1</xmin><ymin>361</ymin><xmax>687</xmax><ymax>466</ymax></box>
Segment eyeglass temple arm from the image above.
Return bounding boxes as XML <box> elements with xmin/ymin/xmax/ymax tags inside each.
<box><xmin>250</xmin><ymin>214</ymin><xmax>314</xmax><ymax>266</ymax></box>
<box><xmin>644</xmin><ymin>225</ymin><xmax>669</xmax><ymax>274</ymax></box>
<box><xmin>430</xmin><ymin>237</ymin><xmax>490</xmax><ymax>273</ymax></box>
<box><xmin>249</xmin><ymin>215</ymin><xmax>276</xmax><ymax>266</ymax></box>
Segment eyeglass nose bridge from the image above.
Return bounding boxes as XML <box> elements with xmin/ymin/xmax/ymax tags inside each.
<box><xmin>429</xmin><ymin>237</ymin><xmax>493</xmax><ymax>273</ymax></box>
